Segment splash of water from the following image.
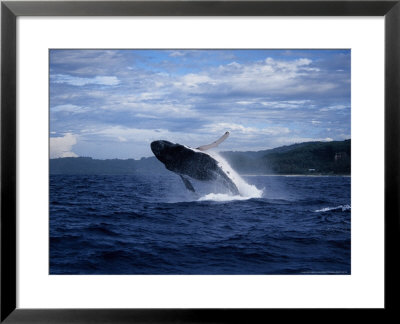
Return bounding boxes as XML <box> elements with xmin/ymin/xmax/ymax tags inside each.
<box><xmin>203</xmin><ymin>150</ymin><xmax>264</xmax><ymax>200</ymax></box>
<box><xmin>198</xmin><ymin>193</ymin><xmax>249</xmax><ymax>202</ymax></box>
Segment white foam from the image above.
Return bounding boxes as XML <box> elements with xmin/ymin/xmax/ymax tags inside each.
<box><xmin>315</xmin><ymin>205</ymin><xmax>351</xmax><ymax>212</ymax></box>
<box><xmin>205</xmin><ymin>151</ymin><xmax>264</xmax><ymax>199</ymax></box>
<box><xmin>198</xmin><ymin>193</ymin><xmax>250</xmax><ymax>202</ymax></box>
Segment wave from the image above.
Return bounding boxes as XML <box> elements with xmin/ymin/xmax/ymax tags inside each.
<box><xmin>315</xmin><ymin>204</ymin><xmax>351</xmax><ymax>213</ymax></box>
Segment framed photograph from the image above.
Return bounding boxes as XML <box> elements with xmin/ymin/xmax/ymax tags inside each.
<box><xmin>48</xmin><ymin>47</ymin><xmax>352</xmax><ymax>276</ymax></box>
<box><xmin>1</xmin><ymin>0</ymin><xmax>399</xmax><ymax>322</ymax></box>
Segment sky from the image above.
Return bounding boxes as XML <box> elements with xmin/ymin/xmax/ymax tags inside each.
<box><xmin>49</xmin><ymin>49</ymin><xmax>351</xmax><ymax>159</ymax></box>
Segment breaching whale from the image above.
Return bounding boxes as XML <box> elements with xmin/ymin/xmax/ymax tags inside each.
<box><xmin>150</xmin><ymin>132</ymin><xmax>239</xmax><ymax>195</ymax></box>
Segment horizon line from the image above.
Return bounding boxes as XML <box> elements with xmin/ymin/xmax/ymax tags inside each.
<box><xmin>50</xmin><ymin>138</ymin><xmax>351</xmax><ymax>161</ymax></box>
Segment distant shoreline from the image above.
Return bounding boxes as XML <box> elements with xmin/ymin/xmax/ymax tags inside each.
<box><xmin>50</xmin><ymin>139</ymin><xmax>350</xmax><ymax>176</ymax></box>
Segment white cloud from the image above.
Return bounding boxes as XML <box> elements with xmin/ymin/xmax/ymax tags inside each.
<box><xmin>171</xmin><ymin>56</ymin><xmax>328</xmax><ymax>97</ymax></box>
<box><xmin>174</xmin><ymin>73</ymin><xmax>213</xmax><ymax>88</ymax></box>
<box><xmin>49</xmin><ymin>50</ymin><xmax>350</xmax><ymax>158</ymax></box>
<box><xmin>236</xmin><ymin>100</ymin><xmax>255</xmax><ymax>105</ymax></box>
<box><xmin>95</xmin><ymin>95</ymin><xmax>197</xmax><ymax>117</ymax></box>
<box><xmin>82</xmin><ymin>126</ymin><xmax>217</xmax><ymax>150</ymax></box>
<box><xmin>260</xmin><ymin>100</ymin><xmax>312</xmax><ymax>109</ymax></box>
<box><xmin>51</xmin><ymin>104</ymin><xmax>89</xmax><ymax>113</ymax></box>
<box><xmin>201</xmin><ymin>122</ymin><xmax>290</xmax><ymax>137</ymax></box>
<box><xmin>319</xmin><ymin>105</ymin><xmax>350</xmax><ymax>112</ymax></box>
<box><xmin>89</xmin><ymin>126</ymin><xmax>169</xmax><ymax>143</ymax></box>
<box><xmin>51</xmin><ymin>74</ymin><xmax>120</xmax><ymax>86</ymax></box>
<box><xmin>169</xmin><ymin>51</ymin><xmax>185</xmax><ymax>57</ymax></box>
<box><xmin>50</xmin><ymin>133</ymin><xmax>78</xmax><ymax>158</ymax></box>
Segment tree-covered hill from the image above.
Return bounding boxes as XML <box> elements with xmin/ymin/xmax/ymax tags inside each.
<box><xmin>50</xmin><ymin>139</ymin><xmax>350</xmax><ymax>175</ymax></box>
<box><xmin>50</xmin><ymin>156</ymin><xmax>169</xmax><ymax>175</ymax></box>
<box><xmin>221</xmin><ymin>139</ymin><xmax>350</xmax><ymax>175</ymax></box>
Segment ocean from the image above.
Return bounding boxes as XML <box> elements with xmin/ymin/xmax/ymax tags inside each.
<box><xmin>49</xmin><ymin>170</ymin><xmax>351</xmax><ymax>275</ymax></box>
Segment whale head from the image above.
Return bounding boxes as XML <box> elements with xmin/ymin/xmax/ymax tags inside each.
<box><xmin>151</xmin><ymin>140</ymin><xmax>200</xmax><ymax>174</ymax></box>
<box><xmin>151</xmin><ymin>140</ymin><xmax>181</xmax><ymax>166</ymax></box>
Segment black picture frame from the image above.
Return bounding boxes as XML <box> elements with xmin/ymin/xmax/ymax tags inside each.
<box><xmin>1</xmin><ymin>0</ymin><xmax>399</xmax><ymax>322</ymax></box>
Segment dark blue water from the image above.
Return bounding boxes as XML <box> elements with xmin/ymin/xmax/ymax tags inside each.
<box><xmin>50</xmin><ymin>174</ymin><xmax>350</xmax><ymax>275</ymax></box>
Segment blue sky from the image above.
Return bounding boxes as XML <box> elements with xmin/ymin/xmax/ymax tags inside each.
<box><xmin>49</xmin><ymin>49</ymin><xmax>350</xmax><ymax>159</ymax></box>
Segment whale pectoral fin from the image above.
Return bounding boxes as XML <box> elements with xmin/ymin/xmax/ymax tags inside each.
<box><xmin>179</xmin><ymin>175</ymin><xmax>195</xmax><ymax>192</ymax></box>
<box><xmin>197</xmin><ymin>131</ymin><xmax>230</xmax><ymax>151</ymax></box>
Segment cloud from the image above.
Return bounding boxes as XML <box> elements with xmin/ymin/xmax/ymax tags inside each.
<box><xmin>169</xmin><ymin>51</ymin><xmax>185</xmax><ymax>57</ymax></box>
<box><xmin>166</xmin><ymin>56</ymin><xmax>342</xmax><ymax>101</ymax></box>
<box><xmin>49</xmin><ymin>49</ymin><xmax>350</xmax><ymax>158</ymax></box>
<box><xmin>51</xmin><ymin>104</ymin><xmax>89</xmax><ymax>114</ymax></box>
<box><xmin>87</xmin><ymin>126</ymin><xmax>191</xmax><ymax>145</ymax></box>
<box><xmin>50</xmin><ymin>133</ymin><xmax>78</xmax><ymax>158</ymax></box>
<box><xmin>319</xmin><ymin>104</ymin><xmax>350</xmax><ymax>112</ymax></box>
<box><xmin>201</xmin><ymin>122</ymin><xmax>290</xmax><ymax>136</ymax></box>
<box><xmin>51</xmin><ymin>74</ymin><xmax>120</xmax><ymax>86</ymax></box>
<box><xmin>177</xmin><ymin>73</ymin><xmax>214</xmax><ymax>88</ymax></box>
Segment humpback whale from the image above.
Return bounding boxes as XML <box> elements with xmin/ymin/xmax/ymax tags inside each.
<box><xmin>150</xmin><ymin>132</ymin><xmax>239</xmax><ymax>195</ymax></box>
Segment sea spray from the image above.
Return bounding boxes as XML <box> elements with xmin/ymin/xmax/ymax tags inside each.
<box><xmin>198</xmin><ymin>193</ymin><xmax>249</xmax><ymax>202</ymax></box>
<box><xmin>205</xmin><ymin>151</ymin><xmax>263</xmax><ymax>199</ymax></box>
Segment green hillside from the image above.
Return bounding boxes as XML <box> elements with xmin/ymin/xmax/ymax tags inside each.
<box><xmin>222</xmin><ymin>139</ymin><xmax>350</xmax><ymax>175</ymax></box>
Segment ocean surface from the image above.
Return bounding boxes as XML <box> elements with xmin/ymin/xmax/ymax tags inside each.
<box><xmin>50</xmin><ymin>172</ymin><xmax>351</xmax><ymax>275</ymax></box>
